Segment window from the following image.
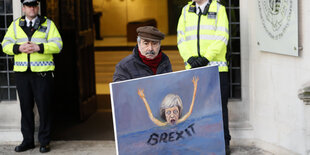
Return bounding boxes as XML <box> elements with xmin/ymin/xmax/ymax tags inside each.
<box><xmin>222</xmin><ymin>0</ymin><xmax>241</xmax><ymax>99</ymax></box>
<box><xmin>0</xmin><ymin>0</ymin><xmax>16</xmax><ymax>101</ymax></box>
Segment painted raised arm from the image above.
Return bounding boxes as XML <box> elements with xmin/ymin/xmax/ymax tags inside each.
<box><xmin>138</xmin><ymin>89</ymin><xmax>167</xmax><ymax>126</ymax></box>
<box><xmin>178</xmin><ymin>76</ymin><xmax>199</xmax><ymax>123</ymax></box>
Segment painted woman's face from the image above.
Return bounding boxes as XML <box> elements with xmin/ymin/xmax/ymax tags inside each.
<box><xmin>165</xmin><ymin>106</ymin><xmax>179</xmax><ymax>125</ymax></box>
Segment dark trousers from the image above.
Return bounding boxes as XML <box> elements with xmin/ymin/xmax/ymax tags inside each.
<box><xmin>15</xmin><ymin>72</ymin><xmax>54</xmax><ymax>146</ymax></box>
<box><xmin>219</xmin><ymin>72</ymin><xmax>231</xmax><ymax>147</ymax></box>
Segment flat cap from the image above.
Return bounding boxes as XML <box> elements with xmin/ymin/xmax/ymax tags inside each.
<box><xmin>137</xmin><ymin>26</ymin><xmax>165</xmax><ymax>41</ymax></box>
<box><xmin>21</xmin><ymin>0</ymin><xmax>39</xmax><ymax>6</ymax></box>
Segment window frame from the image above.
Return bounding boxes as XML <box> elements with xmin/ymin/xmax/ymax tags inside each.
<box><xmin>0</xmin><ymin>0</ymin><xmax>17</xmax><ymax>101</ymax></box>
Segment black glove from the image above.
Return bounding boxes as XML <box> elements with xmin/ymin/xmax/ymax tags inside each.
<box><xmin>196</xmin><ymin>57</ymin><xmax>209</xmax><ymax>67</ymax></box>
<box><xmin>187</xmin><ymin>56</ymin><xmax>199</xmax><ymax>68</ymax></box>
<box><xmin>187</xmin><ymin>56</ymin><xmax>209</xmax><ymax>68</ymax></box>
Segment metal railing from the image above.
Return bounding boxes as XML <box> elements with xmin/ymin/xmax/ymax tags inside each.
<box><xmin>223</xmin><ymin>0</ymin><xmax>241</xmax><ymax>99</ymax></box>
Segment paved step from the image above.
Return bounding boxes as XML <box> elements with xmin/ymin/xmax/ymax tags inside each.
<box><xmin>0</xmin><ymin>141</ymin><xmax>274</xmax><ymax>155</ymax></box>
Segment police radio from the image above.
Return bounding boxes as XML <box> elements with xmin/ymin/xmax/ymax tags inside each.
<box><xmin>19</xmin><ymin>18</ymin><xmax>26</xmax><ymax>27</ymax></box>
<box><xmin>33</xmin><ymin>18</ymin><xmax>40</xmax><ymax>30</ymax></box>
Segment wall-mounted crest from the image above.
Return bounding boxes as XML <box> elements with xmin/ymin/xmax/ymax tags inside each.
<box><xmin>257</xmin><ymin>0</ymin><xmax>298</xmax><ymax>56</ymax></box>
<box><xmin>258</xmin><ymin>0</ymin><xmax>293</xmax><ymax>40</ymax></box>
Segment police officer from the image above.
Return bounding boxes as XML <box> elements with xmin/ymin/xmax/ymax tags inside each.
<box><xmin>177</xmin><ymin>0</ymin><xmax>231</xmax><ymax>154</ymax></box>
<box><xmin>1</xmin><ymin>0</ymin><xmax>62</xmax><ymax>153</ymax></box>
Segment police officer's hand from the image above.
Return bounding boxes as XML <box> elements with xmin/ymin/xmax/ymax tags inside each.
<box><xmin>188</xmin><ymin>56</ymin><xmax>209</xmax><ymax>68</ymax></box>
<box><xmin>19</xmin><ymin>42</ymin><xmax>34</xmax><ymax>53</ymax></box>
<box><xmin>19</xmin><ymin>43</ymin><xmax>29</xmax><ymax>53</ymax></box>
<box><xmin>187</xmin><ymin>56</ymin><xmax>199</xmax><ymax>68</ymax></box>
<box><xmin>27</xmin><ymin>42</ymin><xmax>40</xmax><ymax>53</ymax></box>
<box><xmin>196</xmin><ymin>57</ymin><xmax>209</xmax><ymax>66</ymax></box>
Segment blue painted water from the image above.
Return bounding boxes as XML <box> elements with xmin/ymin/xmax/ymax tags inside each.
<box><xmin>117</xmin><ymin>113</ymin><xmax>225</xmax><ymax>155</ymax></box>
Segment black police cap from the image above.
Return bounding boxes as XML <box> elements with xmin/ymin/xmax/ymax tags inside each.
<box><xmin>21</xmin><ymin>0</ymin><xmax>40</xmax><ymax>6</ymax></box>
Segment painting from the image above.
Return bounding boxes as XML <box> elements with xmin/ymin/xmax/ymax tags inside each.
<box><xmin>110</xmin><ymin>66</ymin><xmax>225</xmax><ymax>155</ymax></box>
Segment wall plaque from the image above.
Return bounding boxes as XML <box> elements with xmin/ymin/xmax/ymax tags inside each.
<box><xmin>257</xmin><ymin>0</ymin><xmax>298</xmax><ymax>56</ymax></box>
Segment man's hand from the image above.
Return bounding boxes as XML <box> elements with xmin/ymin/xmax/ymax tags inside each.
<box><xmin>19</xmin><ymin>43</ymin><xmax>30</xmax><ymax>53</ymax></box>
<box><xmin>19</xmin><ymin>42</ymin><xmax>40</xmax><ymax>54</ymax></box>
<box><xmin>187</xmin><ymin>56</ymin><xmax>209</xmax><ymax>68</ymax></box>
<box><xmin>196</xmin><ymin>57</ymin><xmax>209</xmax><ymax>66</ymax></box>
<box><xmin>27</xmin><ymin>42</ymin><xmax>40</xmax><ymax>53</ymax></box>
<box><xmin>187</xmin><ymin>56</ymin><xmax>199</xmax><ymax>68</ymax></box>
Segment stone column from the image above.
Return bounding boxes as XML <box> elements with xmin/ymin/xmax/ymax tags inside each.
<box><xmin>298</xmin><ymin>83</ymin><xmax>310</xmax><ymax>155</ymax></box>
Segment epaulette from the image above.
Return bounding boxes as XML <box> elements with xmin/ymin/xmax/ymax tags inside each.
<box><xmin>38</xmin><ymin>15</ymin><xmax>47</xmax><ymax>23</ymax></box>
<box><xmin>216</xmin><ymin>0</ymin><xmax>227</xmax><ymax>7</ymax></box>
<box><xmin>188</xmin><ymin>1</ymin><xmax>196</xmax><ymax>13</ymax></box>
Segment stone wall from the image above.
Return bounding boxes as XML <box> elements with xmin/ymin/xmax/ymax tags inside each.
<box><xmin>243</xmin><ymin>0</ymin><xmax>310</xmax><ymax>154</ymax></box>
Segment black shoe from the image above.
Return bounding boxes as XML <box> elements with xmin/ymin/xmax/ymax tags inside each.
<box><xmin>39</xmin><ymin>145</ymin><xmax>50</xmax><ymax>153</ymax></box>
<box><xmin>14</xmin><ymin>143</ymin><xmax>35</xmax><ymax>152</ymax></box>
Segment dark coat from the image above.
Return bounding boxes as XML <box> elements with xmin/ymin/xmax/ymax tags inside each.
<box><xmin>113</xmin><ymin>45</ymin><xmax>172</xmax><ymax>82</ymax></box>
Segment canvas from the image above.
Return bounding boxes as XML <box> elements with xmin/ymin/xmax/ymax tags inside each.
<box><xmin>110</xmin><ymin>66</ymin><xmax>225</xmax><ymax>155</ymax></box>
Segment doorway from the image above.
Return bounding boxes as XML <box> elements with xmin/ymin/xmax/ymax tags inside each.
<box><xmin>39</xmin><ymin>0</ymin><xmax>114</xmax><ymax>140</ymax></box>
<box><xmin>93</xmin><ymin>0</ymin><xmax>169</xmax><ymax>37</ymax></box>
<box><xmin>39</xmin><ymin>0</ymin><xmax>185</xmax><ymax>141</ymax></box>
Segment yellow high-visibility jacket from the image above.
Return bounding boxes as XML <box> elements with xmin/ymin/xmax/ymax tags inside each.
<box><xmin>177</xmin><ymin>0</ymin><xmax>229</xmax><ymax>72</ymax></box>
<box><xmin>1</xmin><ymin>16</ymin><xmax>63</xmax><ymax>72</ymax></box>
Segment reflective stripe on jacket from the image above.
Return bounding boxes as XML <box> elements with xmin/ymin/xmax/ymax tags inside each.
<box><xmin>177</xmin><ymin>0</ymin><xmax>229</xmax><ymax>72</ymax></box>
<box><xmin>1</xmin><ymin>16</ymin><xmax>63</xmax><ymax>72</ymax></box>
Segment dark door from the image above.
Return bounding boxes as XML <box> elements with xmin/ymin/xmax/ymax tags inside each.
<box><xmin>41</xmin><ymin>0</ymin><xmax>97</xmax><ymax>121</ymax></box>
<box><xmin>75</xmin><ymin>0</ymin><xmax>97</xmax><ymax>120</ymax></box>
<box><xmin>168</xmin><ymin>0</ymin><xmax>188</xmax><ymax>35</ymax></box>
